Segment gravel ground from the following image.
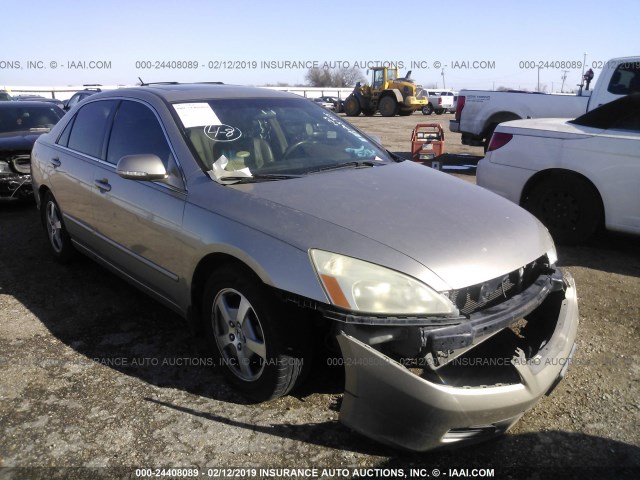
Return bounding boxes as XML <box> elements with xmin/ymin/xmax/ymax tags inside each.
<box><xmin>0</xmin><ymin>111</ymin><xmax>638</xmax><ymax>480</ymax></box>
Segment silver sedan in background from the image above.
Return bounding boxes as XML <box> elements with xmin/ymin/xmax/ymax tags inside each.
<box><xmin>31</xmin><ymin>84</ymin><xmax>578</xmax><ymax>451</ymax></box>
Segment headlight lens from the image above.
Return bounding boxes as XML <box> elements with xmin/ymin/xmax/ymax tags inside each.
<box><xmin>10</xmin><ymin>154</ymin><xmax>31</xmax><ymax>174</ymax></box>
<box><xmin>546</xmin><ymin>241</ymin><xmax>558</xmax><ymax>266</ymax></box>
<box><xmin>310</xmin><ymin>249</ymin><xmax>457</xmax><ymax>315</ymax></box>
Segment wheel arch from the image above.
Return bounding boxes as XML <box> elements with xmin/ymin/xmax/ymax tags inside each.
<box><xmin>36</xmin><ymin>184</ymin><xmax>52</xmax><ymax>210</ymax></box>
<box><xmin>190</xmin><ymin>253</ymin><xmax>265</xmax><ymax>330</ymax></box>
<box><xmin>188</xmin><ymin>245</ymin><xmax>325</xmax><ymax>333</ymax></box>
<box><xmin>520</xmin><ymin>168</ymin><xmax>605</xmax><ymax>219</ymax></box>
<box><xmin>382</xmin><ymin>89</ymin><xmax>404</xmax><ymax>104</ymax></box>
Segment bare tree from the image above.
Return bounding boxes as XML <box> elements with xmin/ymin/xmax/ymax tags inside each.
<box><xmin>263</xmin><ymin>82</ymin><xmax>294</xmax><ymax>87</ymax></box>
<box><xmin>305</xmin><ymin>68</ymin><xmax>334</xmax><ymax>87</ymax></box>
<box><xmin>305</xmin><ymin>67</ymin><xmax>365</xmax><ymax>87</ymax></box>
<box><xmin>333</xmin><ymin>67</ymin><xmax>366</xmax><ymax>87</ymax></box>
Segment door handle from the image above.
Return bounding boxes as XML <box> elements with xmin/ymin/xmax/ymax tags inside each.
<box><xmin>50</xmin><ymin>157</ymin><xmax>61</xmax><ymax>168</ymax></box>
<box><xmin>95</xmin><ymin>178</ymin><xmax>111</xmax><ymax>192</ymax></box>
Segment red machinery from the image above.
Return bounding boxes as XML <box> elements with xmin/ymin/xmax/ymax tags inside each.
<box><xmin>410</xmin><ymin>123</ymin><xmax>445</xmax><ymax>167</ymax></box>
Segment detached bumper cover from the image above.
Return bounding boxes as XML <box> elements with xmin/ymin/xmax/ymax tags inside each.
<box><xmin>337</xmin><ymin>273</ymin><xmax>578</xmax><ymax>451</ymax></box>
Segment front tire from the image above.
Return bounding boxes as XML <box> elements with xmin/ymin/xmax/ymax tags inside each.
<box><xmin>523</xmin><ymin>174</ymin><xmax>603</xmax><ymax>245</ymax></box>
<box><xmin>422</xmin><ymin>104</ymin><xmax>433</xmax><ymax>115</ymax></box>
<box><xmin>41</xmin><ymin>191</ymin><xmax>74</xmax><ymax>262</ymax></box>
<box><xmin>344</xmin><ymin>96</ymin><xmax>361</xmax><ymax>116</ymax></box>
<box><xmin>202</xmin><ymin>266</ymin><xmax>307</xmax><ymax>401</ymax></box>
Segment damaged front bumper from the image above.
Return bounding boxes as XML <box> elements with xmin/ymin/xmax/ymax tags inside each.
<box><xmin>336</xmin><ymin>270</ymin><xmax>578</xmax><ymax>451</ymax></box>
<box><xmin>0</xmin><ymin>173</ymin><xmax>33</xmax><ymax>200</ymax></box>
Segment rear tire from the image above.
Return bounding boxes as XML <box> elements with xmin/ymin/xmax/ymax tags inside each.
<box><xmin>435</xmin><ymin>109</ymin><xmax>444</xmax><ymax>115</ymax></box>
<box><xmin>202</xmin><ymin>266</ymin><xmax>308</xmax><ymax>401</ymax></box>
<box><xmin>523</xmin><ymin>174</ymin><xmax>603</xmax><ymax>245</ymax></box>
<box><xmin>378</xmin><ymin>96</ymin><xmax>398</xmax><ymax>117</ymax></box>
<box><xmin>41</xmin><ymin>191</ymin><xmax>74</xmax><ymax>263</ymax></box>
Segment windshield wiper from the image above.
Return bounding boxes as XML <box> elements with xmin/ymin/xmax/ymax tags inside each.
<box><xmin>305</xmin><ymin>161</ymin><xmax>379</xmax><ymax>175</ymax></box>
<box><xmin>218</xmin><ymin>173</ymin><xmax>302</xmax><ymax>184</ymax></box>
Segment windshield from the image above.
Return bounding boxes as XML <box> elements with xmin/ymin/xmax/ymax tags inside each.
<box><xmin>175</xmin><ymin>98</ymin><xmax>392</xmax><ymax>178</ymax></box>
<box><xmin>0</xmin><ymin>104</ymin><xmax>64</xmax><ymax>134</ymax></box>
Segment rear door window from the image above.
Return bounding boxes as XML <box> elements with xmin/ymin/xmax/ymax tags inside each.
<box><xmin>67</xmin><ymin>100</ymin><xmax>118</xmax><ymax>159</ymax></box>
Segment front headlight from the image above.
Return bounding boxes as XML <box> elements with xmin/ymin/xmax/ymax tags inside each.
<box><xmin>546</xmin><ymin>245</ymin><xmax>558</xmax><ymax>266</ymax></box>
<box><xmin>310</xmin><ymin>249</ymin><xmax>457</xmax><ymax>315</ymax></box>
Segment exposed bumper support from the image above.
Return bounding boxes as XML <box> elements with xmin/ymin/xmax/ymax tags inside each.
<box><xmin>337</xmin><ymin>273</ymin><xmax>578</xmax><ymax>451</ymax></box>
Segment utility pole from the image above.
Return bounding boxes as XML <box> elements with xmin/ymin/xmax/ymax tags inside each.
<box><xmin>441</xmin><ymin>67</ymin><xmax>446</xmax><ymax>89</ymax></box>
<box><xmin>561</xmin><ymin>70</ymin><xmax>569</xmax><ymax>93</ymax></box>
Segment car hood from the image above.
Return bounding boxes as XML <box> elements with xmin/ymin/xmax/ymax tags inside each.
<box><xmin>0</xmin><ymin>130</ymin><xmax>45</xmax><ymax>151</ymax></box>
<box><xmin>498</xmin><ymin>117</ymin><xmax>600</xmax><ymax>139</ymax></box>
<box><xmin>230</xmin><ymin>161</ymin><xmax>553</xmax><ymax>290</ymax></box>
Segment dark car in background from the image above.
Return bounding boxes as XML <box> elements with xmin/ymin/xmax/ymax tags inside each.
<box><xmin>0</xmin><ymin>101</ymin><xmax>65</xmax><ymax>200</ymax></box>
<box><xmin>1</xmin><ymin>91</ymin><xmax>13</xmax><ymax>101</ymax></box>
<box><xmin>63</xmin><ymin>87</ymin><xmax>102</xmax><ymax>111</ymax></box>
<box><xmin>318</xmin><ymin>95</ymin><xmax>345</xmax><ymax>112</ymax></box>
<box><xmin>16</xmin><ymin>95</ymin><xmax>65</xmax><ymax>110</ymax></box>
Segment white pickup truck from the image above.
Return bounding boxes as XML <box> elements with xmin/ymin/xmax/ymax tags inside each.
<box><xmin>450</xmin><ymin>56</ymin><xmax>640</xmax><ymax>150</ymax></box>
<box><xmin>419</xmin><ymin>89</ymin><xmax>455</xmax><ymax>115</ymax></box>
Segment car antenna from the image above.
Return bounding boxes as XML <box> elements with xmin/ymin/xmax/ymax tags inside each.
<box><xmin>138</xmin><ymin>77</ymin><xmax>147</xmax><ymax>86</ymax></box>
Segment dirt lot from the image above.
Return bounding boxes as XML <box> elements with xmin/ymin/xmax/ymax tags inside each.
<box><xmin>1</xmin><ymin>111</ymin><xmax>639</xmax><ymax>480</ymax></box>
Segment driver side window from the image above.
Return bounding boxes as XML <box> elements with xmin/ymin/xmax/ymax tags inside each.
<box><xmin>107</xmin><ymin>100</ymin><xmax>184</xmax><ymax>189</ymax></box>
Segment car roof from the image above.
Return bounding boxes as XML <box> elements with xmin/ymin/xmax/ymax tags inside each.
<box><xmin>90</xmin><ymin>84</ymin><xmax>299</xmax><ymax>103</ymax></box>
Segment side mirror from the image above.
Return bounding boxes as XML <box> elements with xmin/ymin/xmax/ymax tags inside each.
<box><xmin>116</xmin><ymin>154</ymin><xmax>168</xmax><ymax>181</ymax></box>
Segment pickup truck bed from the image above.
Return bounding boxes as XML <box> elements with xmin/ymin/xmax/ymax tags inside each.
<box><xmin>450</xmin><ymin>91</ymin><xmax>589</xmax><ymax>147</ymax></box>
<box><xmin>450</xmin><ymin>56</ymin><xmax>640</xmax><ymax>150</ymax></box>
<box><xmin>419</xmin><ymin>89</ymin><xmax>455</xmax><ymax>115</ymax></box>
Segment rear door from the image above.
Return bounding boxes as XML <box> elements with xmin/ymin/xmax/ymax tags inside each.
<box><xmin>48</xmin><ymin>100</ymin><xmax>118</xmax><ymax>246</ymax></box>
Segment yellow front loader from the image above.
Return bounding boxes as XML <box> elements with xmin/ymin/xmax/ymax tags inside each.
<box><xmin>343</xmin><ymin>67</ymin><xmax>426</xmax><ymax>117</ymax></box>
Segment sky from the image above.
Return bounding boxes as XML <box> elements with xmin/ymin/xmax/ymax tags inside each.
<box><xmin>2</xmin><ymin>0</ymin><xmax>639</xmax><ymax>92</ymax></box>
